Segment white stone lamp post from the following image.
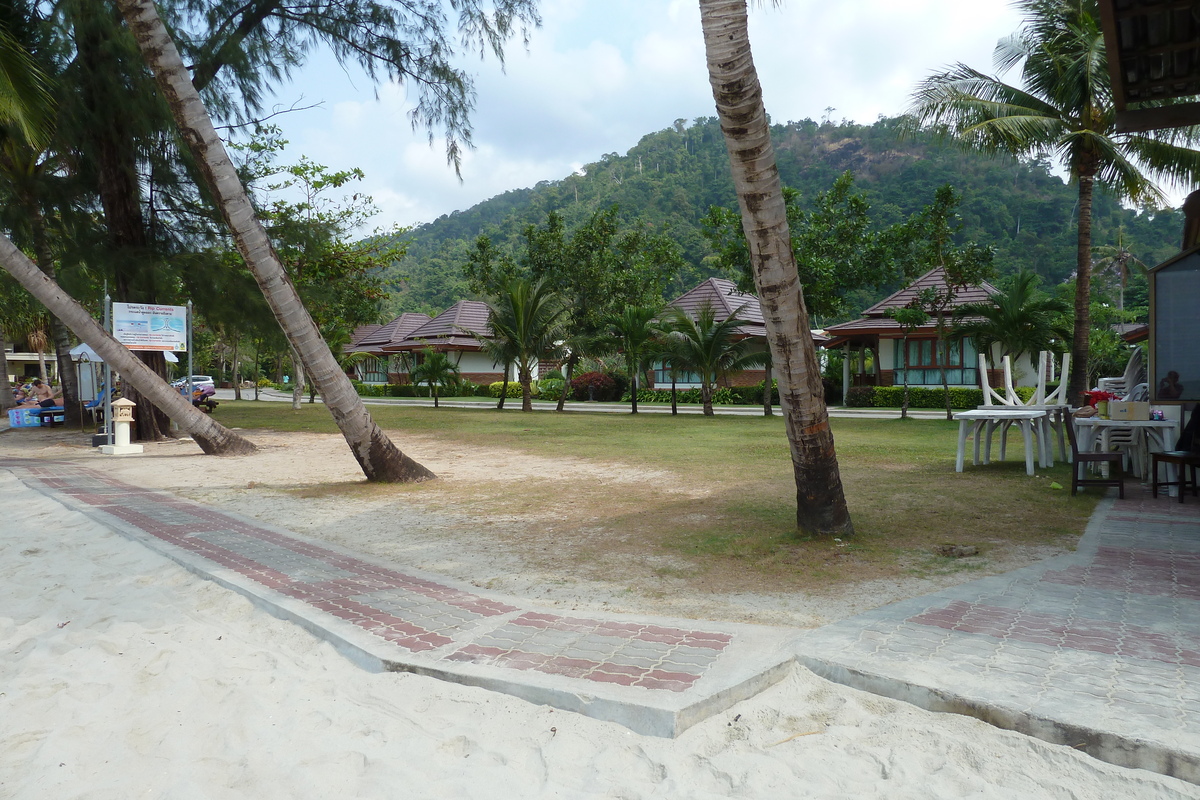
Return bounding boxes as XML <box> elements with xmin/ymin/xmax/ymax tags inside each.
<box><xmin>100</xmin><ymin>397</ymin><xmax>144</xmax><ymax>455</ymax></box>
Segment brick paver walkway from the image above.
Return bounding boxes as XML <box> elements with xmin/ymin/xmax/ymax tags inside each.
<box><xmin>3</xmin><ymin>457</ymin><xmax>793</xmax><ymax>737</ymax></box>
<box><xmin>800</xmin><ymin>486</ymin><xmax>1200</xmax><ymax>783</ymax></box>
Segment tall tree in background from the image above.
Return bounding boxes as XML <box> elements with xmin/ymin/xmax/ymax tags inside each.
<box><xmin>908</xmin><ymin>0</ymin><xmax>1200</xmax><ymax>403</ymax></box>
<box><xmin>116</xmin><ymin>0</ymin><xmax>434</xmax><ymax>482</ymax></box>
<box><xmin>699</xmin><ymin>0</ymin><xmax>852</xmax><ymax>537</ymax></box>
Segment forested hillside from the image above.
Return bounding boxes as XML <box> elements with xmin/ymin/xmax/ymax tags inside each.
<box><xmin>381</xmin><ymin>116</ymin><xmax>1182</xmax><ymax>322</ymax></box>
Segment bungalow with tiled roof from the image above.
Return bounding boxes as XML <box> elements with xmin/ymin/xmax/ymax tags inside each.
<box><xmin>381</xmin><ymin>300</ymin><xmax>510</xmax><ymax>385</ymax></box>
<box><xmin>650</xmin><ymin>277</ymin><xmax>769</xmax><ymax>389</ymax></box>
<box><xmin>821</xmin><ymin>267</ymin><xmax>1035</xmax><ymax>400</ymax></box>
<box><xmin>345</xmin><ymin>312</ymin><xmax>431</xmax><ymax>383</ymax></box>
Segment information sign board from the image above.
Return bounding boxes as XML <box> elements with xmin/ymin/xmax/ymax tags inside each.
<box><xmin>112</xmin><ymin>302</ymin><xmax>188</xmax><ymax>352</ymax></box>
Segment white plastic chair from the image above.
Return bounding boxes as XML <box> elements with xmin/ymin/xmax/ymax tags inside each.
<box><xmin>1097</xmin><ymin>348</ymin><xmax>1144</xmax><ymax>398</ymax></box>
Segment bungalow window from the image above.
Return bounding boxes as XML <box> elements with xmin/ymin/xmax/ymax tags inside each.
<box><xmin>652</xmin><ymin>362</ymin><xmax>702</xmax><ymax>386</ymax></box>
<box><xmin>359</xmin><ymin>357</ymin><xmax>387</xmax><ymax>383</ymax></box>
<box><xmin>893</xmin><ymin>337</ymin><xmax>978</xmax><ymax>386</ymax></box>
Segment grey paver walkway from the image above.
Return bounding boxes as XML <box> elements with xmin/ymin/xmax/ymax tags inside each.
<box><xmin>799</xmin><ymin>485</ymin><xmax>1200</xmax><ymax>783</ymax></box>
<box><xmin>1</xmin><ymin>457</ymin><xmax>797</xmax><ymax>738</ymax></box>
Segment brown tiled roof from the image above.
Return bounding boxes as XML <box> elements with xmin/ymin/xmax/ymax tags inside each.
<box><xmin>348</xmin><ymin>324</ymin><xmax>382</xmax><ymax>349</ymax></box>
<box><xmin>860</xmin><ymin>268</ymin><xmax>997</xmax><ymax>317</ymax></box>
<box><xmin>821</xmin><ymin>268</ymin><xmax>998</xmax><ymax>347</ymax></box>
<box><xmin>666</xmin><ymin>277</ymin><xmax>766</xmax><ymax>337</ymax></box>
<box><xmin>383</xmin><ymin>300</ymin><xmax>492</xmax><ymax>352</ymax></box>
<box><xmin>348</xmin><ymin>313</ymin><xmax>432</xmax><ymax>353</ymax></box>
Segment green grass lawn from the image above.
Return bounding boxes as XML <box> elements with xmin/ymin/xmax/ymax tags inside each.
<box><xmin>214</xmin><ymin>401</ymin><xmax>1099</xmax><ymax>592</ymax></box>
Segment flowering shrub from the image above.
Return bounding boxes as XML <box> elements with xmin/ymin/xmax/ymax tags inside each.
<box><xmin>570</xmin><ymin>371</ymin><xmax>619</xmax><ymax>401</ymax></box>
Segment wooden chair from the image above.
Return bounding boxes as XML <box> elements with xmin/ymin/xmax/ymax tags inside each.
<box><xmin>1151</xmin><ymin>451</ymin><xmax>1200</xmax><ymax>502</ymax></box>
<box><xmin>1065</xmin><ymin>416</ymin><xmax>1124</xmax><ymax>498</ymax></box>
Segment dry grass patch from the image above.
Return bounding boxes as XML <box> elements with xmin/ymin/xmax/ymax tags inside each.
<box><xmin>203</xmin><ymin>403</ymin><xmax>1097</xmax><ymax>598</ymax></box>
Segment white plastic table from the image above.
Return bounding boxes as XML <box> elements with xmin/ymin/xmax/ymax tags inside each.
<box><xmin>954</xmin><ymin>408</ymin><xmax>1051</xmax><ymax>477</ymax></box>
<box><xmin>1073</xmin><ymin>417</ymin><xmax>1179</xmax><ymax>480</ymax></box>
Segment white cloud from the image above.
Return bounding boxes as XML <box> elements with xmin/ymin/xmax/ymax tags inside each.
<box><xmin>262</xmin><ymin>0</ymin><xmax>1032</xmax><ymax>231</ymax></box>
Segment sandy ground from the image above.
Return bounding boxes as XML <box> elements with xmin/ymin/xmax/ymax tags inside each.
<box><xmin>2</xmin><ymin>428</ymin><xmax>1073</xmax><ymax>629</ymax></box>
<box><xmin>4</xmin><ymin>465</ymin><xmax>1199</xmax><ymax>799</ymax></box>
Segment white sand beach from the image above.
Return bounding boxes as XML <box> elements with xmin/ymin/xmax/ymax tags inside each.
<box><xmin>2</xmin><ymin>432</ymin><xmax>1199</xmax><ymax>798</ymax></box>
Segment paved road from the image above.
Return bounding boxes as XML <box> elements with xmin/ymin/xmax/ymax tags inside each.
<box><xmin>218</xmin><ymin>388</ymin><xmax>954</xmax><ymax>420</ymax></box>
<box><xmin>800</xmin><ymin>484</ymin><xmax>1200</xmax><ymax>783</ymax></box>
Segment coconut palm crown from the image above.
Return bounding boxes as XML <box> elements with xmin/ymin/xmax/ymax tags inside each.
<box><xmin>907</xmin><ymin>0</ymin><xmax>1200</xmax><ymax>401</ymax></box>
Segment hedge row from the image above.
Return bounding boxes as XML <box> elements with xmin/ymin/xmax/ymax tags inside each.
<box><xmin>845</xmin><ymin>385</ymin><xmax>1036</xmax><ymax>409</ymax></box>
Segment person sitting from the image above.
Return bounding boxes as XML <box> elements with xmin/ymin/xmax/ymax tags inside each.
<box><xmin>30</xmin><ymin>379</ymin><xmax>61</xmax><ymax>408</ymax></box>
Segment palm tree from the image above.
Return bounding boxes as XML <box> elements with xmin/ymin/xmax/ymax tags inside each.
<box><xmin>606</xmin><ymin>305</ymin><xmax>660</xmax><ymax>414</ymax></box>
<box><xmin>908</xmin><ymin>0</ymin><xmax>1200</xmax><ymax>403</ymax></box>
<box><xmin>114</xmin><ymin>0</ymin><xmax>433</xmax><ymax>482</ymax></box>
<box><xmin>663</xmin><ymin>302</ymin><xmax>763</xmax><ymax>417</ymax></box>
<box><xmin>954</xmin><ymin>270</ymin><xmax>1071</xmax><ymax>364</ymax></box>
<box><xmin>1092</xmin><ymin>231</ymin><xmax>1147</xmax><ymax>313</ymax></box>
<box><xmin>482</xmin><ymin>277</ymin><xmax>565</xmax><ymax>412</ymax></box>
<box><xmin>409</xmin><ymin>347</ymin><xmax>460</xmax><ymax>408</ymax></box>
<box><xmin>699</xmin><ymin>0</ymin><xmax>853</xmax><ymax>536</ymax></box>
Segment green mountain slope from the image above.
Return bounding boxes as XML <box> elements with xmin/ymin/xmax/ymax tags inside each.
<box><xmin>382</xmin><ymin>116</ymin><xmax>1182</xmax><ymax>321</ymax></box>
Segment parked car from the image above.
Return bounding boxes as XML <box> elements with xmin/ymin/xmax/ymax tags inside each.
<box><xmin>171</xmin><ymin>375</ymin><xmax>215</xmax><ymax>390</ymax></box>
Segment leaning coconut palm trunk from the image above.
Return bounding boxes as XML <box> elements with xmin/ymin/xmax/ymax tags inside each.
<box><xmin>699</xmin><ymin>0</ymin><xmax>852</xmax><ymax>537</ymax></box>
<box><xmin>0</xmin><ymin>234</ymin><xmax>256</xmax><ymax>454</ymax></box>
<box><xmin>116</xmin><ymin>0</ymin><xmax>432</xmax><ymax>482</ymax></box>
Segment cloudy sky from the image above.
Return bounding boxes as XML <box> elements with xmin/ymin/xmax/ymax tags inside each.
<box><xmin>262</xmin><ymin>1</ymin><xmax>1027</xmax><ymax>232</ymax></box>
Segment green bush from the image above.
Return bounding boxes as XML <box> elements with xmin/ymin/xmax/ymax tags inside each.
<box><xmin>869</xmin><ymin>385</ymin><xmax>1036</xmax><ymax>409</ymax></box>
<box><xmin>474</xmin><ymin>382</ymin><xmax>493</xmax><ymax>397</ymax></box>
<box><xmin>352</xmin><ymin>381</ymin><xmax>390</xmax><ymax>397</ymax></box>
<box><xmin>543</xmin><ymin>369</ymin><xmax>564</xmax><ymax>381</ymax></box>
<box><xmin>538</xmin><ymin>378</ymin><xmax>565</xmax><ymax>401</ymax></box>
<box><xmin>388</xmin><ymin>384</ymin><xmax>418</xmax><ymax>397</ymax></box>
<box><xmin>845</xmin><ymin>386</ymin><xmax>876</xmax><ymax>407</ymax></box>
<box><xmin>489</xmin><ymin>381</ymin><xmax>529</xmax><ymax>399</ymax></box>
<box><xmin>711</xmin><ymin>387</ymin><xmax>737</xmax><ymax>405</ymax></box>
<box><xmin>455</xmin><ymin>379</ymin><xmax>477</xmax><ymax>397</ymax></box>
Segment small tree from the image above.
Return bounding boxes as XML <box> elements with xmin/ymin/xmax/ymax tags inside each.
<box><xmin>663</xmin><ymin>302</ymin><xmax>764</xmax><ymax>416</ymax></box>
<box><xmin>409</xmin><ymin>347</ymin><xmax>460</xmax><ymax>408</ymax></box>
<box><xmin>606</xmin><ymin>305</ymin><xmax>661</xmax><ymax>414</ymax></box>
<box><xmin>481</xmin><ymin>277</ymin><xmax>566</xmax><ymax>412</ymax></box>
<box><xmin>953</xmin><ymin>270</ymin><xmax>1070</xmax><ymax>363</ymax></box>
<box><xmin>885</xmin><ymin>306</ymin><xmax>929</xmax><ymax>420</ymax></box>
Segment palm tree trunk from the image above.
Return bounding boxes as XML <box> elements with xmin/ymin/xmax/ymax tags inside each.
<box><xmin>700</xmin><ymin>0</ymin><xmax>852</xmax><ymax>537</ymax></box>
<box><xmin>290</xmin><ymin>343</ymin><xmax>304</xmax><ymax>410</ymax></box>
<box><xmin>702</xmin><ymin>379</ymin><xmax>714</xmax><ymax>417</ymax></box>
<box><xmin>117</xmin><ymin>0</ymin><xmax>433</xmax><ymax>483</ymax></box>
<box><xmin>901</xmin><ymin>334</ymin><xmax>910</xmax><ymax>420</ymax></box>
<box><xmin>670</xmin><ymin>368</ymin><xmax>678</xmax><ymax>416</ymax></box>
<box><xmin>0</xmin><ymin>331</ymin><xmax>13</xmax><ymax>412</ymax></box>
<box><xmin>1068</xmin><ymin>172</ymin><xmax>1095</xmax><ymax>404</ymax></box>
<box><xmin>938</xmin><ymin>314</ymin><xmax>951</xmax><ymax>421</ymax></box>
<box><xmin>630</xmin><ymin>359</ymin><xmax>639</xmax><ymax>414</ymax></box>
<box><xmin>497</xmin><ymin>362</ymin><xmax>509</xmax><ymax>410</ymax></box>
<box><xmin>555</xmin><ymin>353</ymin><xmax>576</xmax><ymax>412</ymax></box>
<box><xmin>520</xmin><ymin>364</ymin><xmax>533</xmax><ymax>412</ymax></box>
<box><xmin>762</xmin><ymin>360</ymin><xmax>773</xmax><ymax>416</ymax></box>
<box><xmin>27</xmin><ymin>198</ymin><xmax>82</xmax><ymax>426</ymax></box>
<box><xmin>0</xmin><ymin>233</ymin><xmax>256</xmax><ymax>454</ymax></box>
<box><xmin>232</xmin><ymin>339</ymin><xmax>242</xmax><ymax>401</ymax></box>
